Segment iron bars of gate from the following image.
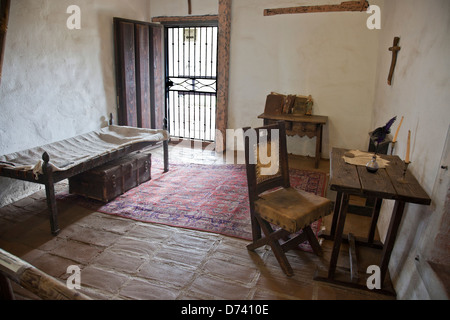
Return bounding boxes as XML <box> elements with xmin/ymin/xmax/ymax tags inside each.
<box><xmin>166</xmin><ymin>25</ymin><xmax>218</xmax><ymax>142</ymax></box>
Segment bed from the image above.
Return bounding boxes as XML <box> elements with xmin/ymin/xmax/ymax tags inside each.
<box><xmin>0</xmin><ymin>125</ymin><xmax>170</xmax><ymax>235</ymax></box>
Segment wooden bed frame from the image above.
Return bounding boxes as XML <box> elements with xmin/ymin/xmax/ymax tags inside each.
<box><xmin>0</xmin><ymin>124</ymin><xmax>169</xmax><ymax>236</ymax></box>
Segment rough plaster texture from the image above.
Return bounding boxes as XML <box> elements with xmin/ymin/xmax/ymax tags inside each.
<box><xmin>150</xmin><ymin>0</ymin><xmax>218</xmax><ymax>17</ymax></box>
<box><xmin>371</xmin><ymin>0</ymin><xmax>450</xmax><ymax>299</ymax></box>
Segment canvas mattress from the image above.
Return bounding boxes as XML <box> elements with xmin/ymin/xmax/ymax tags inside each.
<box><xmin>0</xmin><ymin>125</ymin><xmax>169</xmax><ymax>178</ymax></box>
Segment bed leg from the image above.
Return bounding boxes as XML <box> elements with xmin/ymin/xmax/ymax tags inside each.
<box><xmin>163</xmin><ymin>140</ymin><xmax>169</xmax><ymax>173</ymax></box>
<box><xmin>42</xmin><ymin>152</ymin><xmax>60</xmax><ymax>236</ymax></box>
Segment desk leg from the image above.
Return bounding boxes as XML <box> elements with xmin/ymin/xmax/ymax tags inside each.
<box><xmin>328</xmin><ymin>193</ymin><xmax>349</xmax><ymax>279</ymax></box>
<box><xmin>368</xmin><ymin>198</ymin><xmax>383</xmax><ymax>244</ymax></box>
<box><xmin>379</xmin><ymin>200</ymin><xmax>405</xmax><ymax>285</ymax></box>
<box><xmin>330</xmin><ymin>191</ymin><xmax>342</xmax><ymax>239</ymax></box>
<box><xmin>314</xmin><ymin>125</ymin><xmax>323</xmax><ymax>169</ymax></box>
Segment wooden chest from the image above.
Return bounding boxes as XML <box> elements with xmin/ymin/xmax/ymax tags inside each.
<box><xmin>69</xmin><ymin>152</ymin><xmax>151</xmax><ymax>203</ymax></box>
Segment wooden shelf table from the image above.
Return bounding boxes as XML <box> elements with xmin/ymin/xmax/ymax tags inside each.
<box><xmin>258</xmin><ymin>113</ymin><xmax>328</xmax><ymax>168</ymax></box>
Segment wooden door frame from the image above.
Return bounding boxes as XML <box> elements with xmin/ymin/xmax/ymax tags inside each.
<box><xmin>152</xmin><ymin>0</ymin><xmax>231</xmax><ymax>152</ymax></box>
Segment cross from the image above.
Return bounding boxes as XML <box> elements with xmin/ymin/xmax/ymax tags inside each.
<box><xmin>388</xmin><ymin>37</ymin><xmax>401</xmax><ymax>86</ymax></box>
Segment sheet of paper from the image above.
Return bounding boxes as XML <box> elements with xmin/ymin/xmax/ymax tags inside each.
<box><xmin>343</xmin><ymin>150</ymin><xmax>390</xmax><ymax>168</ymax></box>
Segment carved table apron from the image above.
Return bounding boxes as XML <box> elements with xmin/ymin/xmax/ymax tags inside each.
<box><xmin>258</xmin><ymin>113</ymin><xmax>328</xmax><ymax>169</ymax></box>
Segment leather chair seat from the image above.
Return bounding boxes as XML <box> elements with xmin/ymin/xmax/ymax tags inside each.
<box><xmin>256</xmin><ymin>187</ymin><xmax>332</xmax><ymax>234</ymax></box>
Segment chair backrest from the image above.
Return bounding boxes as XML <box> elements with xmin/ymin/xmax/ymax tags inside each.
<box><xmin>243</xmin><ymin>121</ymin><xmax>290</xmax><ymax>207</ymax></box>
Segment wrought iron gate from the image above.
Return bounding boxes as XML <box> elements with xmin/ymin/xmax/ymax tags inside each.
<box><xmin>165</xmin><ymin>25</ymin><xmax>218</xmax><ymax>142</ymax></box>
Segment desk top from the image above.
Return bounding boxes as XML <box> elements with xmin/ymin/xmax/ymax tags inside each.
<box><xmin>258</xmin><ymin>113</ymin><xmax>328</xmax><ymax>124</ymax></box>
<box><xmin>330</xmin><ymin>148</ymin><xmax>431</xmax><ymax>205</ymax></box>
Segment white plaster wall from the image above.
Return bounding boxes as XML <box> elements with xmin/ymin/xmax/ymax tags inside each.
<box><xmin>149</xmin><ymin>0</ymin><xmax>218</xmax><ymax>17</ymax></box>
<box><xmin>0</xmin><ymin>0</ymin><xmax>151</xmax><ymax>206</ymax></box>
<box><xmin>371</xmin><ymin>0</ymin><xmax>450</xmax><ymax>299</ymax></box>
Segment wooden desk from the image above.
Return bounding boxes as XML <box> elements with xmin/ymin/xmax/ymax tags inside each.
<box><xmin>315</xmin><ymin>148</ymin><xmax>431</xmax><ymax>294</ymax></box>
<box><xmin>258</xmin><ymin>113</ymin><xmax>328</xmax><ymax>168</ymax></box>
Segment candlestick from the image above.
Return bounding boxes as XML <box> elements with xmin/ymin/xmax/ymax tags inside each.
<box><xmin>398</xmin><ymin>161</ymin><xmax>411</xmax><ymax>184</ymax></box>
<box><xmin>405</xmin><ymin>130</ymin><xmax>411</xmax><ymax>163</ymax></box>
<box><xmin>390</xmin><ymin>141</ymin><xmax>397</xmax><ymax>155</ymax></box>
<box><xmin>393</xmin><ymin>116</ymin><xmax>404</xmax><ymax>143</ymax></box>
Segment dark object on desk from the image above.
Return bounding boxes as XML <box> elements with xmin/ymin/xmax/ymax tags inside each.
<box><xmin>372</xmin><ymin>116</ymin><xmax>396</xmax><ymax>144</ymax></box>
<box><xmin>264</xmin><ymin>92</ymin><xmax>314</xmax><ymax>116</ymax></box>
<box><xmin>69</xmin><ymin>152</ymin><xmax>151</xmax><ymax>203</ymax></box>
<box><xmin>292</xmin><ymin>95</ymin><xmax>314</xmax><ymax>116</ymax></box>
<box><xmin>292</xmin><ymin>96</ymin><xmax>307</xmax><ymax>115</ymax></box>
<box><xmin>243</xmin><ymin>122</ymin><xmax>332</xmax><ymax>277</ymax></box>
<box><xmin>283</xmin><ymin>94</ymin><xmax>296</xmax><ymax>114</ymax></box>
<box><xmin>366</xmin><ymin>155</ymin><xmax>380</xmax><ymax>174</ymax></box>
<box><xmin>369</xmin><ymin>134</ymin><xmax>392</xmax><ymax>155</ymax></box>
<box><xmin>369</xmin><ymin>116</ymin><xmax>396</xmax><ymax>154</ymax></box>
<box><xmin>264</xmin><ymin>94</ymin><xmax>285</xmax><ymax>115</ymax></box>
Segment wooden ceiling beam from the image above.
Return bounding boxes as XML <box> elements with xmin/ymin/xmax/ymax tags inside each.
<box><xmin>264</xmin><ymin>0</ymin><xmax>369</xmax><ymax>16</ymax></box>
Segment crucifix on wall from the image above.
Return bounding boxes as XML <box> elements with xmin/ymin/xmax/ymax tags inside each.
<box><xmin>388</xmin><ymin>37</ymin><xmax>401</xmax><ymax>86</ymax></box>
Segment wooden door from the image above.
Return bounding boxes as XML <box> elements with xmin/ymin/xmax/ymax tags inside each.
<box><xmin>114</xmin><ymin>18</ymin><xmax>164</xmax><ymax>129</ymax></box>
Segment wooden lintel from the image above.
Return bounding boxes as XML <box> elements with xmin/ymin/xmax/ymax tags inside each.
<box><xmin>152</xmin><ymin>15</ymin><xmax>218</xmax><ymax>24</ymax></box>
<box><xmin>264</xmin><ymin>0</ymin><xmax>369</xmax><ymax>16</ymax></box>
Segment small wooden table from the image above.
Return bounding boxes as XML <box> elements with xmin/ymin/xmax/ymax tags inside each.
<box><xmin>315</xmin><ymin>148</ymin><xmax>431</xmax><ymax>294</ymax></box>
<box><xmin>258</xmin><ymin>113</ymin><xmax>328</xmax><ymax>168</ymax></box>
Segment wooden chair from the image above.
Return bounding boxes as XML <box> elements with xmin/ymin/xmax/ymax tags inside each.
<box><xmin>243</xmin><ymin>121</ymin><xmax>332</xmax><ymax>277</ymax></box>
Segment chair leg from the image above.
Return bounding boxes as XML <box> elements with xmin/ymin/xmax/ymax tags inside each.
<box><xmin>250</xmin><ymin>212</ymin><xmax>262</xmax><ymax>243</ymax></box>
<box><xmin>304</xmin><ymin>225</ymin><xmax>323</xmax><ymax>257</ymax></box>
<box><xmin>247</xmin><ymin>227</ymin><xmax>289</xmax><ymax>251</ymax></box>
<box><xmin>248</xmin><ymin>216</ymin><xmax>294</xmax><ymax>277</ymax></box>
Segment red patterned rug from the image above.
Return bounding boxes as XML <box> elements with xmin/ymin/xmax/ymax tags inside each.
<box><xmin>58</xmin><ymin>159</ymin><xmax>328</xmax><ymax>250</ymax></box>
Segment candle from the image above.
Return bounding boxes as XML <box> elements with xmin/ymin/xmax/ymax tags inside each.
<box><xmin>393</xmin><ymin>116</ymin><xmax>404</xmax><ymax>143</ymax></box>
<box><xmin>406</xmin><ymin>130</ymin><xmax>411</xmax><ymax>163</ymax></box>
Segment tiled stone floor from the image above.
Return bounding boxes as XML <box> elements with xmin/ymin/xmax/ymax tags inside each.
<box><xmin>0</xmin><ymin>143</ymin><xmax>395</xmax><ymax>300</ymax></box>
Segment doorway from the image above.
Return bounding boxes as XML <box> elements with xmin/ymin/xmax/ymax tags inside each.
<box><xmin>165</xmin><ymin>24</ymin><xmax>218</xmax><ymax>142</ymax></box>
